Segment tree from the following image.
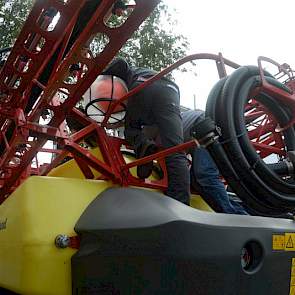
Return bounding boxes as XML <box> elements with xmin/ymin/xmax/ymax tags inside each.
<box><xmin>119</xmin><ymin>3</ymin><xmax>189</xmax><ymax>72</ymax></box>
<box><xmin>0</xmin><ymin>1</ymin><xmax>189</xmax><ymax>73</ymax></box>
<box><xmin>0</xmin><ymin>0</ymin><xmax>33</xmax><ymax>48</ymax></box>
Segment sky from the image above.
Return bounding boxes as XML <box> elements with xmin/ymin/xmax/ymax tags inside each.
<box><xmin>164</xmin><ymin>0</ymin><xmax>295</xmax><ymax>110</ymax></box>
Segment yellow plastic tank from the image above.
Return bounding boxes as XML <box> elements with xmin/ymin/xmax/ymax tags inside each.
<box><xmin>0</xmin><ymin>176</ymin><xmax>113</xmax><ymax>295</ymax></box>
<box><xmin>48</xmin><ymin>149</ymin><xmax>212</xmax><ymax>212</ymax></box>
<box><xmin>0</xmin><ymin>150</ymin><xmax>211</xmax><ymax>295</ymax></box>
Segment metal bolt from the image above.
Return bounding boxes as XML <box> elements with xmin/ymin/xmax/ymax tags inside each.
<box><xmin>55</xmin><ymin>234</ymin><xmax>70</xmax><ymax>249</ymax></box>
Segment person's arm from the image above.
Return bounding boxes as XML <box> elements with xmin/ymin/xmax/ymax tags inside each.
<box><xmin>102</xmin><ymin>58</ymin><xmax>133</xmax><ymax>86</ymax></box>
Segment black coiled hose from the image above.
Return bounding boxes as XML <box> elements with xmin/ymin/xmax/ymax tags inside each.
<box><xmin>205</xmin><ymin>66</ymin><xmax>295</xmax><ymax>215</ymax></box>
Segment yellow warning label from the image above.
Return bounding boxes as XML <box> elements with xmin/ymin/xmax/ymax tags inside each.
<box><xmin>287</xmin><ymin>236</ymin><xmax>295</xmax><ymax>249</ymax></box>
<box><xmin>290</xmin><ymin>259</ymin><xmax>295</xmax><ymax>295</ymax></box>
<box><xmin>286</xmin><ymin>234</ymin><xmax>295</xmax><ymax>251</ymax></box>
<box><xmin>273</xmin><ymin>235</ymin><xmax>285</xmax><ymax>250</ymax></box>
<box><xmin>272</xmin><ymin>233</ymin><xmax>295</xmax><ymax>251</ymax></box>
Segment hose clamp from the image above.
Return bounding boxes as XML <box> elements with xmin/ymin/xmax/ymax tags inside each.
<box><xmin>287</xmin><ymin>151</ymin><xmax>295</xmax><ymax>173</ymax></box>
<box><xmin>197</xmin><ymin>131</ymin><xmax>219</xmax><ymax>148</ymax></box>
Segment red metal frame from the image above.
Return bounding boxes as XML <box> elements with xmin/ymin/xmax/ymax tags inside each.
<box><xmin>0</xmin><ymin>0</ymin><xmax>295</xmax><ymax>203</ymax></box>
<box><xmin>0</xmin><ymin>0</ymin><xmax>160</xmax><ymax>201</ymax></box>
<box><xmin>242</xmin><ymin>56</ymin><xmax>295</xmax><ymax>160</ymax></box>
<box><xmin>102</xmin><ymin>53</ymin><xmax>240</xmax><ymax>127</ymax></box>
<box><xmin>245</xmin><ymin>99</ymin><xmax>286</xmax><ymax>159</ymax></box>
<box><xmin>0</xmin><ymin>13</ymin><xmax>243</xmax><ymax>201</ymax></box>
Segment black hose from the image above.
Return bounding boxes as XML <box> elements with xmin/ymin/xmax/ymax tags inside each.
<box><xmin>205</xmin><ymin>73</ymin><xmax>284</xmax><ymax>214</ymax></box>
<box><xmin>205</xmin><ymin>65</ymin><xmax>295</xmax><ymax>214</ymax></box>
<box><xmin>267</xmin><ymin>162</ymin><xmax>292</xmax><ymax>176</ymax></box>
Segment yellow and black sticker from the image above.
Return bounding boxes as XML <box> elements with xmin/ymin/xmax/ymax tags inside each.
<box><xmin>272</xmin><ymin>233</ymin><xmax>295</xmax><ymax>251</ymax></box>
<box><xmin>290</xmin><ymin>258</ymin><xmax>295</xmax><ymax>295</ymax></box>
<box><xmin>273</xmin><ymin>234</ymin><xmax>285</xmax><ymax>250</ymax></box>
<box><xmin>286</xmin><ymin>234</ymin><xmax>295</xmax><ymax>251</ymax></box>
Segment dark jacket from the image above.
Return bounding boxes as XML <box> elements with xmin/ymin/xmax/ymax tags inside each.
<box><xmin>102</xmin><ymin>58</ymin><xmax>178</xmax><ymax>91</ymax></box>
<box><xmin>181</xmin><ymin>109</ymin><xmax>205</xmax><ymax>142</ymax></box>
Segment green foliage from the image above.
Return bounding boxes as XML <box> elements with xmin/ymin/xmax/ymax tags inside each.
<box><xmin>118</xmin><ymin>3</ymin><xmax>189</xmax><ymax>73</ymax></box>
<box><xmin>0</xmin><ymin>0</ymin><xmax>33</xmax><ymax>48</ymax></box>
<box><xmin>0</xmin><ymin>0</ymin><xmax>189</xmax><ymax>74</ymax></box>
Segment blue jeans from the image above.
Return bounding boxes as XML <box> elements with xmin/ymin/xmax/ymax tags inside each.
<box><xmin>191</xmin><ymin>147</ymin><xmax>248</xmax><ymax>215</ymax></box>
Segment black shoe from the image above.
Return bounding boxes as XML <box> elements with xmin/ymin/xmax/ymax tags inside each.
<box><xmin>137</xmin><ymin>141</ymin><xmax>157</xmax><ymax>179</ymax></box>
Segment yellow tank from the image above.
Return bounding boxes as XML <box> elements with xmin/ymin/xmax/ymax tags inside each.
<box><xmin>0</xmin><ymin>150</ymin><xmax>212</xmax><ymax>295</ymax></box>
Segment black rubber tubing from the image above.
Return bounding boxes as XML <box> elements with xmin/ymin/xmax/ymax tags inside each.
<box><xmin>205</xmin><ymin>66</ymin><xmax>295</xmax><ymax>214</ymax></box>
<box><xmin>205</xmin><ymin>71</ymin><xmax>285</xmax><ymax>214</ymax></box>
<box><xmin>236</xmin><ymin>80</ymin><xmax>295</xmax><ymax>194</ymax></box>
<box><xmin>220</xmin><ymin>71</ymin><xmax>295</xmax><ymax>208</ymax></box>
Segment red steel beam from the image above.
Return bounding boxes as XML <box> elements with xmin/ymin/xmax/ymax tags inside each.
<box><xmin>0</xmin><ymin>0</ymin><xmax>160</xmax><ymax>200</ymax></box>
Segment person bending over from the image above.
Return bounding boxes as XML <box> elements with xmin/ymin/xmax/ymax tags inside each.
<box><xmin>103</xmin><ymin>58</ymin><xmax>190</xmax><ymax>205</ymax></box>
